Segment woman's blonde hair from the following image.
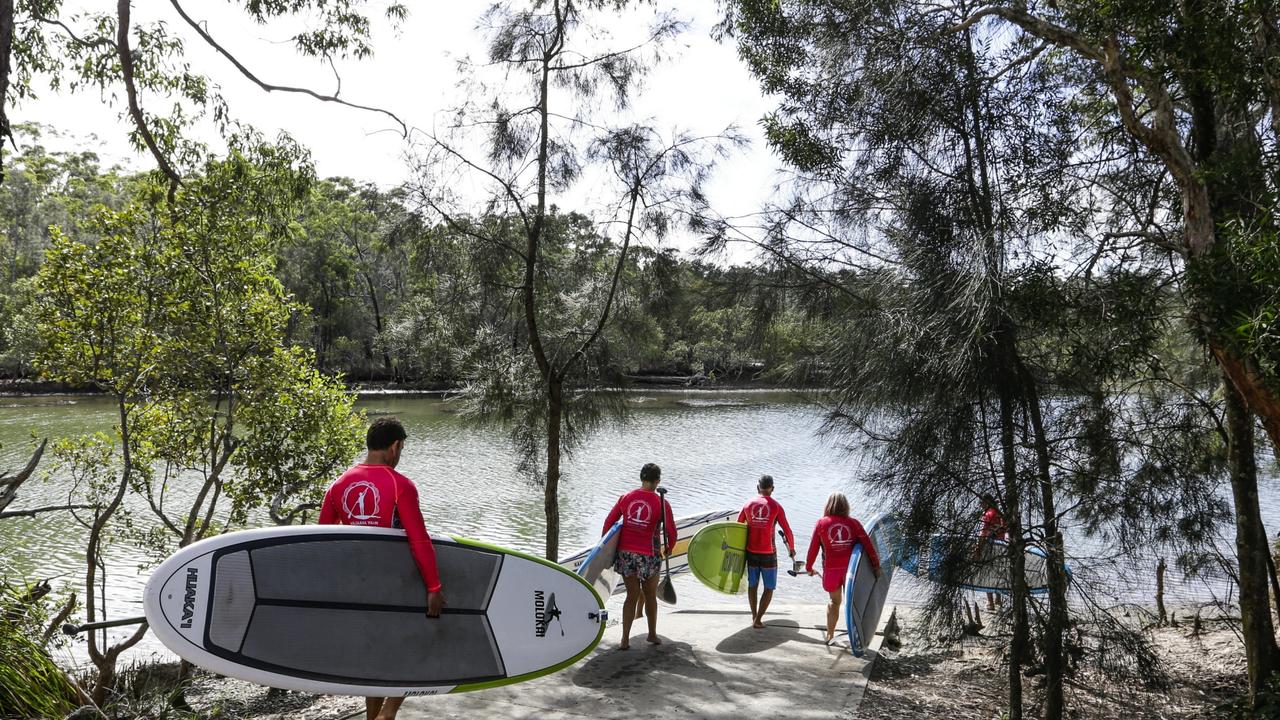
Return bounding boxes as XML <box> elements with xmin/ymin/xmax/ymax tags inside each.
<box><xmin>823</xmin><ymin>492</ymin><xmax>850</xmax><ymax>518</ymax></box>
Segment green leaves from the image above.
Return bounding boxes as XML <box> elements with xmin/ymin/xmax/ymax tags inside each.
<box><xmin>229</xmin><ymin>346</ymin><xmax>364</xmax><ymax>525</ymax></box>
<box><xmin>31</xmin><ymin>141</ymin><xmax>360</xmax><ymax>536</ymax></box>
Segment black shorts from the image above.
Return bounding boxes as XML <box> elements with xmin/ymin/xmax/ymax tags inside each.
<box><xmin>745</xmin><ymin>551</ymin><xmax>777</xmax><ymax>569</ymax></box>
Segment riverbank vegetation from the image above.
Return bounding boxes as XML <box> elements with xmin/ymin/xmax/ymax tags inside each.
<box><xmin>0</xmin><ymin>0</ymin><xmax>1278</xmax><ymax>718</ymax></box>
<box><xmin>0</xmin><ymin>124</ymin><xmax>825</xmax><ymax>390</ymax></box>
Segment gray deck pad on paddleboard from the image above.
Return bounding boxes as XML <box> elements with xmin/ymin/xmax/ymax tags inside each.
<box><xmin>205</xmin><ymin>538</ymin><xmax>505</xmax><ymax>685</ymax></box>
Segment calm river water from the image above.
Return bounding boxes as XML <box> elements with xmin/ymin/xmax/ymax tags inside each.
<box><xmin>1</xmin><ymin>391</ymin><xmax>1276</xmax><ymax>666</ymax></box>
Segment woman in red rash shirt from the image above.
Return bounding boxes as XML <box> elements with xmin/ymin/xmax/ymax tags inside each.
<box><xmin>601</xmin><ymin>463</ymin><xmax>676</xmax><ymax>650</ymax></box>
<box><xmin>805</xmin><ymin>492</ymin><xmax>879</xmax><ymax>644</ymax></box>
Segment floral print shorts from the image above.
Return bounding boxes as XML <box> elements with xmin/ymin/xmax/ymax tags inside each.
<box><xmin>614</xmin><ymin>550</ymin><xmax>662</xmax><ymax>580</ymax></box>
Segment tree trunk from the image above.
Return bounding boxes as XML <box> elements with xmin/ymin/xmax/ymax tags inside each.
<box><xmin>1156</xmin><ymin>558</ymin><xmax>1168</xmax><ymax>627</ymax></box>
<box><xmin>544</xmin><ymin>380</ymin><xmax>563</xmax><ymax>560</ymax></box>
<box><xmin>1024</xmin><ymin>382</ymin><xmax>1067</xmax><ymax>720</ymax></box>
<box><xmin>0</xmin><ymin>0</ymin><xmax>14</xmax><ymax>184</ymax></box>
<box><xmin>1223</xmin><ymin>374</ymin><xmax>1280</xmax><ymax>707</ymax></box>
<box><xmin>361</xmin><ymin>271</ymin><xmax>393</xmax><ymax>376</ymax></box>
<box><xmin>85</xmin><ymin>399</ymin><xmax>150</xmax><ymax>706</ymax></box>
<box><xmin>1268</xmin><ymin>551</ymin><xmax>1280</xmax><ymax>625</ymax></box>
<box><xmin>998</xmin><ymin>385</ymin><xmax>1027</xmax><ymax>720</ymax></box>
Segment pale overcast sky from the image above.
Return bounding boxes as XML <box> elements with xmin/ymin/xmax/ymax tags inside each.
<box><xmin>13</xmin><ymin>1</ymin><xmax>783</xmax><ymax>258</ymax></box>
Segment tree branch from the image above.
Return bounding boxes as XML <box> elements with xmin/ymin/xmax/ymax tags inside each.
<box><xmin>117</xmin><ymin>0</ymin><xmax>181</xmax><ymax>200</ymax></box>
<box><xmin>951</xmin><ymin>6</ymin><xmax>1105</xmax><ymax>64</ymax></box>
<box><xmin>0</xmin><ymin>438</ymin><xmax>47</xmax><ymax>514</ymax></box>
<box><xmin>954</xmin><ymin>5</ymin><xmax>1212</xmax><ymax>256</ymax></box>
<box><xmin>33</xmin><ymin>14</ymin><xmax>115</xmax><ymax>51</ymax></box>
<box><xmin>168</xmin><ymin>0</ymin><xmax>407</xmax><ymax>137</ymax></box>
<box><xmin>0</xmin><ymin>503</ymin><xmax>96</xmax><ymax>520</ymax></box>
<box><xmin>42</xmin><ymin>593</ymin><xmax>77</xmax><ymax>646</ymax></box>
<box><xmin>557</xmin><ymin>181</ymin><xmax>640</xmax><ymax>381</ymax></box>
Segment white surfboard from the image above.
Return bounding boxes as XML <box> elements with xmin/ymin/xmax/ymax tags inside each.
<box><xmin>561</xmin><ymin>509</ymin><xmax>736</xmax><ymax>602</ymax></box>
<box><xmin>843</xmin><ymin>514</ymin><xmax>900</xmax><ymax>657</ymax></box>
<box><xmin>144</xmin><ymin>526</ymin><xmax>605</xmax><ymax>696</ymax></box>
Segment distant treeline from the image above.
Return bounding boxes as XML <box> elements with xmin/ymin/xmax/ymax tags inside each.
<box><xmin>0</xmin><ymin>125</ymin><xmax>831</xmax><ymax>387</ymax></box>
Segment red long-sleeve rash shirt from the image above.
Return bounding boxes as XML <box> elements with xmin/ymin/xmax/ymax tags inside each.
<box><xmin>805</xmin><ymin>516</ymin><xmax>879</xmax><ymax>575</ymax></box>
<box><xmin>737</xmin><ymin>495</ymin><xmax>795</xmax><ymax>554</ymax></box>
<box><xmin>979</xmin><ymin>508</ymin><xmax>1007</xmax><ymax>541</ymax></box>
<box><xmin>318</xmin><ymin>464</ymin><xmax>443</xmax><ymax>593</ymax></box>
<box><xmin>603</xmin><ymin>488</ymin><xmax>676</xmax><ymax>555</ymax></box>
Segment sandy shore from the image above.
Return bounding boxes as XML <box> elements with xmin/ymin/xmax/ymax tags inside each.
<box><xmin>159</xmin><ymin>604</ymin><xmax>1249</xmax><ymax>720</ymax></box>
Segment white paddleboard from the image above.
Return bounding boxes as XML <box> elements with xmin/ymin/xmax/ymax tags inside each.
<box><xmin>575</xmin><ymin>521</ymin><xmax>621</xmax><ymax>600</ymax></box>
<box><xmin>898</xmin><ymin>534</ymin><xmax>1070</xmax><ymax>593</ymax></box>
<box><xmin>843</xmin><ymin>514</ymin><xmax>900</xmax><ymax>657</ymax></box>
<box><xmin>561</xmin><ymin>509</ymin><xmax>735</xmax><ymax>602</ymax></box>
<box><xmin>144</xmin><ymin>526</ymin><xmax>605</xmax><ymax>696</ymax></box>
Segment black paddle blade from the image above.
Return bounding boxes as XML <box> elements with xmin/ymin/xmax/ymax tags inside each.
<box><xmin>658</xmin><ymin>574</ymin><xmax>677</xmax><ymax>604</ymax></box>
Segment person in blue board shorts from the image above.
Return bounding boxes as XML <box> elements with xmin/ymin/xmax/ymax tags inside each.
<box><xmin>738</xmin><ymin>475</ymin><xmax>796</xmax><ymax>629</ymax></box>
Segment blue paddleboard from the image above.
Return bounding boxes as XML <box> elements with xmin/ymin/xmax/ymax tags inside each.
<box><xmin>843</xmin><ymin>514</ymin><xmax>900</xmax><ymax>657</ymax></box>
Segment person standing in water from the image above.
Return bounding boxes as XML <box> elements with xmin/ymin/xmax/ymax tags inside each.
<box><xmin>973</xmin><ymin>493</ymin><xmax>1007</xmax><ymax>611</ymax></box>
<box><xmin>806</xmin><ymin>492</ymin><xmax>879</xmax><ymax>644</ymax></box>
<box><xmin>318</xmin><ymin>417</ymin><xmax>445</xmax><ymax>720</ymax></box>
<box><xmin>602</xmin><ymin>463</ymin><xmax>676</xmax><ymax>649</ymax></box>
<box><xmin>738</xmin><ymin>475</ymin><xmax>796</xmax><ymax>629</ymax></box>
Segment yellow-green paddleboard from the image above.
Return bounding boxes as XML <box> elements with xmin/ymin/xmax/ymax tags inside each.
<box><xmin>687</xmin><ymin>521</ymin><xmax>749</xmax><ymax>594</ymax></box>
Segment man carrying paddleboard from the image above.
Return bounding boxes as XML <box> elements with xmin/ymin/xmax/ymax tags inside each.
<box><xmin>738</xmin><ymin>475</ymin><xmax>796</xmax><ymax>629</ymax></box>
<box><xmin>603</xmin><ymin>463</ymin><xmax>676</xmax><ymax>650</ymax></box>
<box><xmin>806</xmin><ymin>492</ymin><xmax>879</xmax><ymax>644</ymax></box>
<box><xmin>319</xmin><ymin>417</ymin><xmax>445</xmax><ymax>720</ymax></box>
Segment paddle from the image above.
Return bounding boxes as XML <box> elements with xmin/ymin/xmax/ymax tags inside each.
<box><xmin>656</xmin><ymin>487</ymin><xmax>677</xmax><ymax>604</ymax></box>
<box><xmin>780</xmin><ymin>528</ymin><xmax>806</xmax><ymax>576</ymax></box>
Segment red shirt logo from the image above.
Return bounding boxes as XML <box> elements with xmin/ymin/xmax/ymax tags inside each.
<box><xmin>341</xmin><ymin>481</ymin><xmax>381</xmax><ymax>522</ymax></box>
<box><xmin>627</xmin><ymin>500</ymin><xmax>652</xmax><ymax>525</ymax></box>
<box><xmin>750</xmin><ymin>504</ymin><xmax>770</xmax><ymax>523</ymax></box>
<box><xmin>829</xmin><ymin>524</ymin><xmax>851</xmax><ymax>545</ymax></box>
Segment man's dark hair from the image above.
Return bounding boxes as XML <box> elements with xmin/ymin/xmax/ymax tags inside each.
<box><xmin>640</xmin><ymin>463</ymin><xmax>661</xmax><ymax>483</ymax></box>
<box><xmin>367</xmin><ymin>417</ymin><xmax>407</xmax><ymax>450</ymax></box>
<box><xmin>758</xmin><ymin>474</ymin><xmax>774</xmax><ymax>490</ymax></box>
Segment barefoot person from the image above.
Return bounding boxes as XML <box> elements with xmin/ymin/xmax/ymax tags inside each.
<box><xmin>738</xmin><ymin>475</ymin><xmax>796</xmax><ymax>628</ymax></box>
<box><xmin>602</xmin><ymin>463</ymin><xmax>675</xmax><ymax>649</ymax></box>
<box><xmin>806</xmin><ymin>492</ymin><xmax>879</xmax><ymax>644</ymax></box>
<box><xmin>318</xmin><ymin>417</ymin><xmax>445</xmax><ymax>720</ymax></box>
<box><xmin>973</xmin><ymin>493</ymin><xmax>1006</xmax><ymax>611</ymax></box>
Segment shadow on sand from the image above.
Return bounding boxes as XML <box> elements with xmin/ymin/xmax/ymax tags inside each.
<box><xmin>715</xmin><ymin>619</ymin><xmax>830</xmax><ymax>654</ymax></box>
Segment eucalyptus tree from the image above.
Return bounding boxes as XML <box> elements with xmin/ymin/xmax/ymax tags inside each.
<box><xmin>719</xmin><ymin>1</ymin><xmax>1237</xmax><ymax>717</ymax></box>
<box><xmin>31</xmin><ymin>140</ymin><xmax>363</xmax><ymax>706</ymax></box>
<box><xmin>413</xmin><ymin>0</ymin><xmax>740</xmax><ymax>560</ymax></box>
